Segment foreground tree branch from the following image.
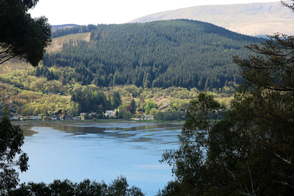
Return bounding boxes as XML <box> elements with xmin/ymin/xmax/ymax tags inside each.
<box><xmin>0</xmin><ymin>0</ymin><xmax>51</xmax><ymax>67</ymax></box>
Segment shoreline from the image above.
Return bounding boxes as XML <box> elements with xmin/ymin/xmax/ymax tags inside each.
<box><xmin>12</xmin><ymin>119</ymin><xmax>185</xmax><ymax>126</ymax></box>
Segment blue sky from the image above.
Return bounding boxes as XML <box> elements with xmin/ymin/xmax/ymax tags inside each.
<box><xmin>29</xmin><ymin>0</ymin><xmax>282</xmax><ymax>25</ymax></box>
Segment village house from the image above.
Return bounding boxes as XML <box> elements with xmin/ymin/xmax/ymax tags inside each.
<box><xmin>133</xmin><ymin>114</ymin><xmax>153</xmax><ymax>120</ymax></box>
<box><xmin>73</xmin><ymin>116</ymin><xmax>81</xmax><ymax>120</ymax></box>
<box><xmin>30</xmin><ymin>116</ymin><xmax>42</xmax><ymax>120</ymax></box>
<box><xmin>64</xmin><ymin>115</ymin><xmax>72</xmax><ymax>120</ymax></box>
<box><xmin>132</xmin><ymin>114</ymin><xmax>143</xmax><ymax>120</ymax></box>
<box><xmin>89</xmin><ymin>112</ymin><xmax>97</xmax><ymax>117</ymax></box>
<box><xmin>142</xmin><ymin>114</ymin><xmax>153</xmax><ymax>120</ymax></box>
<box><xmin>105</xmin><ymin>110</ymin><xmax>114</xmax><ymax>117</ymax></box>
<box><xmin>10</xmin><ymin>117</ymin><xmax>20</xmax><ymax>121</ymax></box>
<box><xmin>52</xmin><ymin>115</ymin><xmax>60</xmax><ymax>120</ymax></box>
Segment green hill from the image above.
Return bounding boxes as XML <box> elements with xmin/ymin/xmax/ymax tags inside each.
<box><xmin>0</xmin><ymin>20</ymin><xmax>264</xmax><ymax>117</ymax></box>
<box><xmin>43</xmin><ymin>19</ymin><xmax>264</xmax><ymax>90</ymax></box>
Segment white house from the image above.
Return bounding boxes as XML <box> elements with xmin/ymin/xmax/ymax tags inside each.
<box><xmin>10</xmin><ymin>117</ymin><xmax>20</xmax><ymax>121</ymax></box>
<box><xmin>142</xmin><ymin>115</ymin><xmax>153</xmax><ymax>120</ymax></box>
<box><xmin>105</xmin><ymin>110</ymin><xmax>114</xmax><ymax>117</ymax></box>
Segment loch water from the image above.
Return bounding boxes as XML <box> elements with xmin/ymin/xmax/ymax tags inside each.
<box><xmin>19</xmin><ymin>122</ymin><xmax>183</xmax><ymax>196</ymax></box>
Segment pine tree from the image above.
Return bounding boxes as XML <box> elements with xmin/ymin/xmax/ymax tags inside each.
<box><xmin>159</xmin><ymin>26</ymin><xmax>294</xmax><ymax>196</ymax></box>
<box><xmin>130</xmin><ymin>99</ymin><xmax>136</xmax><ymax>114</ymax></box>
<box><xmin>0</xmin><ymin>0</ymin><xmax>51</xmax><ymax>66</ymax></box>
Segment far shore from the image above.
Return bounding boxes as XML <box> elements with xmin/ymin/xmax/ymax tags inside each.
<box><xmin>12</xmin><ymin>119</ymin><xmax>185</xmax><ymax>126</ymax></box>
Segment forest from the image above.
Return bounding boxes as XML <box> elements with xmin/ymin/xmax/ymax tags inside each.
<box><xmin>1</xmin><ymin>19</ymin><xmax>254</xmax><ymax>119</ymax></box>
<box><xmin>44</xmin><ymin>20</ymin><xmax>265</xmax><ymax>90</ymax></box>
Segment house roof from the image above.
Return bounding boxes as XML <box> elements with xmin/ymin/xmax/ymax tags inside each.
<box><xmin>31</xmin><ymin>116</ymin><xmax>42</xmax><ymax>119</ymax></box>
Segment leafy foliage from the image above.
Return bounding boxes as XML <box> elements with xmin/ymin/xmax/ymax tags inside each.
<box><xmin>159</xmin><ymin>33</ymin><xmax>294</xmax><ymax>195</ymax></box>
<box><xmin>153</xmin><ymin>111</ymin><xmax>183</xmax><ymax>121</ymax></box>
<box><xmin>0</xmin><ymin>69</ymin><xmax>233</xmax><ymax>118</ymax></box>
<box><xmin>9</xmin><ymin>176</ymin><xmax>144</xmax><ymax>196</ymax></box>
<box><xmin>144</xmin><ymin>101</ymin><xmax>156</xmax><ymax>114</ymax></box>
<box><xmin>0</xmin><ymin>63</ymin><xmax>235</xmax><ymax>118</ymax></box>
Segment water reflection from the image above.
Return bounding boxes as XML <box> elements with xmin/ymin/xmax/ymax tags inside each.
<box><xmin>22</xmin><ymin>127</ymin><xmax>38</xmax><ymax>136</ymax></box>
<box><xmin>18</xmin><ymin>122</ymin><xmax>183</xmax><ymax>196</ymax></box>
<box><xmin>20</xmin><ymin>122</ymin><xmax>183</xmax><ymax>145</ymax></box>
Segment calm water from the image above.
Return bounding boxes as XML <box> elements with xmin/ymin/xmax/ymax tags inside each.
<box><xmin>19</xmin><ymin>122</ymin><xmax>183</xmax><ymax>196</ymax></box>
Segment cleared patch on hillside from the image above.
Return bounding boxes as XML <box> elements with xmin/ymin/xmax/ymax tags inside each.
<box><xmin>46</xmin><ymin>32</ymin><xmax>91</xmax><ymax>53</ymax></box>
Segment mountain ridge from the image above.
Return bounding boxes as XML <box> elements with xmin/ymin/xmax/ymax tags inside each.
<box><xmin>51</xmin><ymin>24</ymin><xmax>80</xmax><ymax>32</ymax></box>
<box><xmin>129</xmin><ymin>2</ymin><xmax>294</xmax><ymax>36</ymax></box>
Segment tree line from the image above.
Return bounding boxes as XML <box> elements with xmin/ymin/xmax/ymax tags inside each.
<box><xmin>51</xmin><ymin>24</ymin><xmax>97</xmax><ymax>38</ymax></box>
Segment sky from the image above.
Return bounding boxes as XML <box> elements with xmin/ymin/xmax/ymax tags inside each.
<box><xmin>29</xmin><ymin>0</ymin><xmax>281</xmax><ymax>25</ymax></box>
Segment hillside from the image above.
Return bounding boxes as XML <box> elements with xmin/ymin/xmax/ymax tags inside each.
<box><xmin>129</xmin><ymin>2</ymin><xmax>294</xmax><ymax>36</ymax></box>
<box><xmin>43</xmin><ymin>20</ymin><xmax>265</xmax><ymax>90</ymax></box>
<box><xmin>1</xmin><ymin>20</ymin><xmax>261</xmax><ymax>117</ymax></box>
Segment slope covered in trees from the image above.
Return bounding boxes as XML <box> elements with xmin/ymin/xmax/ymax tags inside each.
<box><xmin>44</xmin><ymin>20</ymin><xmax>265</xmax><ymax>90</ymax></box>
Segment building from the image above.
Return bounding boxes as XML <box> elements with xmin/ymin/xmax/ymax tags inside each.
<box><xmin>105</xmin><ymin>110</ymin><xmax>114</xmax><ymax>117</ymax></box>
<box><xmin>142</xmin><ymin>115</ymin><xmax>153</xmax><ymax>120</ymax></box>
<box><xmin>10</xmin><ymin>117</ymin><xmax>20</xmax><ymax>121</ymax></box>
<box><xmin>133</xmin><ymin>114</ymin><xmax>153</xmax><ymax>120</ymax></box>
<box><xmin>64</xmin><ymin>115</ymin><xmax>72</xmax><ymax>120</ymax></box>
<box><xmin>30</xmin><ymin>116</ymin><xmax>42</xmax><ymax>120</ymax></box>
<box><xmin>52</xmin><ymin>115</ymin><xmax>60</xmax><ymax>120</ymax></box>
<box><xmin>73</xmin><ymin>116</ymin><xmax>81</xmax><ymax>120</ymax></box>
<box><xmin>89</xmin><ymin>112</ymin><xmax>97</xmax><ymax>117</ymax></box>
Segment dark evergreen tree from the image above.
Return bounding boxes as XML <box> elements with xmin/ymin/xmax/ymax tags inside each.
<box><xmin>130</xmin><ymin>99</ymin><xmax>136</xmax><ymax>114</ymax></box>
<box><xmin>159</xmin><ymin>33</ymin><xmax>293</xmax><ymax>195</ymax></box>
<box><xmin>0</xmin><ymin>0</ymin><xmax>51</xmax><ymax>66</ymax></box>
<box><xmin>0</xmin><ymin>106</ymin><xmax>29</xmax><ymax>195</ymax></box>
